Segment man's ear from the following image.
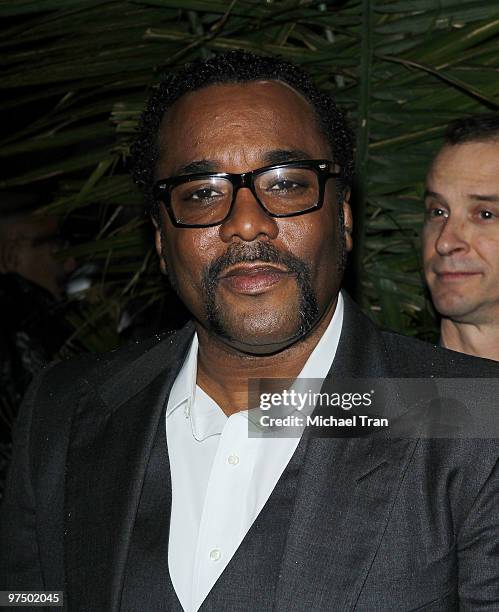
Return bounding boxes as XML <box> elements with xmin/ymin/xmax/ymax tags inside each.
<box><xmin>152</xmin><ymin>216</ymin><xmax>168</xmax><ymax>275</ymax></box>
<box><xmin>0</xmin><ymin>228</ymin><xmax>19</xmax><ymax>274</ymax></box>
<box><xmin>342</xmin><ymin>189</ymin><xmax>353</xmax><ymax>253</ymax></box>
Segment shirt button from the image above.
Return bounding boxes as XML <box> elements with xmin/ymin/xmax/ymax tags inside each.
<box><xmin>209</xmin><ymin>549</ymin><xmax>222</xmax><ymax>561</ymax></box>
<box><xmin>228</xmin><ymin>454</ymin><xmax>239</xmax><ymax>466</ymax></box>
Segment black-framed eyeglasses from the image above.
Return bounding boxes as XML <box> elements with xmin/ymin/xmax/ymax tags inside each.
<box><xmin>154</xmin><ymin>159</ymin><xmax>341</xmax><ymax>228</ymax></box>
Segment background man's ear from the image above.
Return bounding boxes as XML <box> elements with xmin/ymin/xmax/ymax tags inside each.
<box><xmin>0</xmin><ymin>229</ymin><xmax>19</xmax><ymax>274</ymax></box>
<box><xmin>152</xmin><ymin>217</ymin><xmax>168</xmax><ymax>275</ymax></box>
<box><xmin>342</xmin><ymin>191</ymin><xmax>353</xmax><ymax>252</ymax></box>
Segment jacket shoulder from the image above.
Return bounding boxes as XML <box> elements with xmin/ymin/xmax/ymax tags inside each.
<box><xmin>379</xmin><ymin>328</ymin><xmax>499</xmax><ymax>377</ymax></box>
<box><xmin>41</xmin><ymin>323</ymin><xmax>193</xmax><ymax>392</ymax></box>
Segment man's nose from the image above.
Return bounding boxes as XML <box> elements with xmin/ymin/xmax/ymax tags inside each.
<box><xmin>218</xmin><ymin>187</ymin><xmax>278</xmax><ymax>243</ymax></box>
<box><xmin>435</xmin><ymin>217</ymin><xmax>470</xmax><ymax>256</ymax></box>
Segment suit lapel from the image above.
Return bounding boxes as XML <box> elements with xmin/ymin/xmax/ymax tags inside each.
<box><xmin>64</xmin><ymin>324</ymin><xmax>194</xmax><ymax>612</ymax></box>
<box><xmin>275</xmin><ymin>294</ymin><xmax>418</xmax><ymax>610</ymax></box>
<box><xmin>275</xmin><ymin>435</ymin><xmax>418</xmax><ymax>610</ymax></box>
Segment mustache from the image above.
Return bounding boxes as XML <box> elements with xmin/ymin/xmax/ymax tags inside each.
<box><xmin>201</xmin><ymin>241</ymin><xmax>319</xmax><ymax>343</ymax></box>
<box><xmin>203</xmin><ymin>242</ymin><xmax>310</xmax><ymax>285</ymax></box>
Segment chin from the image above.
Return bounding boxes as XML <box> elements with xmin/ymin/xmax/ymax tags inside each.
<box><xmin>204</xmin><ymin>279</ymin><xmax>321</xmax><ymax>353</ymax></box>
<box><xmin>434</xmin><ymin>296</ymin><xmax>480</xmax><ymax>321</ymax></box>
<box><xmin>212</xmin><ymin>312</ymin><xmax>313</xmax><ymax>355</ymax></box>
<box><xmin>219</xmin><ymin>332</ymin><xmax>306</xmax><ymax>356</ymax></box>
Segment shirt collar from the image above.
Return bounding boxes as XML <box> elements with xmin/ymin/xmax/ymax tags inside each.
<box><xmin>297</xmin><ymin>290</ymin><xmax>344</xmax><ymax>380</ymax></box>
<box><xmin>190</xmin><ymin>385</ymin><xmax>228</xmax><ymax>441</ymax></box>
<box><xmin>167</xmin><ymin>332</ymin><xmax>198</xmax><ymax>418</ymax></box>
<box><xmin>167</xmin><ymin>333</ymin><xmax>228</xmax><ymax>441</ymax></box>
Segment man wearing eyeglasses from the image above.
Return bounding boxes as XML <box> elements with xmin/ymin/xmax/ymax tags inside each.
<box><xmin>1</xmin><ymin>52</ymin><xmax>498</xmax><ymax>611</ymax></box>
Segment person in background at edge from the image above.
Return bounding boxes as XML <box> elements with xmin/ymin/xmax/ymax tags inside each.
<box><xmin>422</xmin><ymin>113</ymin><xmax>499</xmax><ymax>361</ymax></box>
<box><xmin>0</xmin><ymin>208</ymin><xmax>75</xmax><ymax>502</ymax></box>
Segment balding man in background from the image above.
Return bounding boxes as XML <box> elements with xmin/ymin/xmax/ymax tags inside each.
<box><xmin>422</xmin><ymin>114</ymin><xmax>499</xmax><ymax>361</ymax></box>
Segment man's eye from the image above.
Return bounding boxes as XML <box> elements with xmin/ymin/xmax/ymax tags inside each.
<box><xmin>425</xmin><ymin>207</ymin><xmax>447</xmax><ymax>219</ymax></box>
<box><xmin>268</xmin><ymin>180</ymin><xmax>304</xmax><ymax>192</ymax></box>
<box><xmin>478</xmin><ymin>209</ymin><xmax>495</xmax><ymax>220</ymax></box>
<box><xmin>184</xmin><ymin>188</ymin><xmax>222</xmax><ymax>202</ymax></box>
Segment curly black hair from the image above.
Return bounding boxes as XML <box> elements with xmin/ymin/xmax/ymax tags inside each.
<box><xmin>131</xmin><ymin>50</ymin><xmax>354</xmax><ymax>221</ymax></box>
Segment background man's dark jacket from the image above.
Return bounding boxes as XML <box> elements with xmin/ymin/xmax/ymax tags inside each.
<box><xmin>0</xmin><ymin>273</ymin><xmax>68</xmax><ymax>503</ymax></box>
<box><xmin>1</xmin><ymin>295</ymin><xmax>498</xmax><ymax>611</ymax></box>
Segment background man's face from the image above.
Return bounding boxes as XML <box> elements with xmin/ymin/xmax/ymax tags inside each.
<box><xmin>155</xmin><ymin>81</ymin><xmax>352</xmax><ymax>354</ymax></box>
<box><xmin>0</xmin><ymin>215</ymin><xmax>75</xmax><ymax>300</ymax></box>
<box><xmin>422</xmin><ymin>141</ymin><xmax>499</xmax><ymax>324</ymax></box>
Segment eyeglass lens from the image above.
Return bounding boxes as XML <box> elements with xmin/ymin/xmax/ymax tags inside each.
<box><xmin>170</xmin><ymin>167</ymin><xmax>320</xmax><ymax>225</ymax></box>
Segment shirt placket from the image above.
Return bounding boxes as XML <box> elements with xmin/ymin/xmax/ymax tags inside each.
<box><xmin>191</xmin><ymin>414</ymin><xmax>259</xmax><ymax>611</ymax></box>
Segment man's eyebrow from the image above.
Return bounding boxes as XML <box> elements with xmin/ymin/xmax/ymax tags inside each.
<box><xmin>263</xmin><ymin>149</ymin><xmax>314</xmax><ymax>165</ymax></box>
<box><xmin>174</xmin><ymin>160</ymin><xmax>218</xmax><ymax>176</ymax></box>
<box><xmin>423</xmin><ymin>190</ymin><xmax>447</xmax><ymax>205</ymax></box>
<box><xmin>468</xmin><ymin>194</ymin><xmax>499</xmax><ymax>203</ymax></box>
<box><xmin>172</xmin><ymin>150</ymin><xmax>314</xmax><ymax>176</ymax></box>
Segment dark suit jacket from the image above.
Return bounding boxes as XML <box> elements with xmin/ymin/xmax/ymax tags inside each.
<box><xmin>1</xmin><ymin>294</ymin><xmax>498</xmax><ymax>611</ymax></box>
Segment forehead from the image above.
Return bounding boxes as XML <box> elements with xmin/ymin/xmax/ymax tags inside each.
<box><xmin>11</xmin><ymin>215</ymin><xmax>58</xmax><ymax>239</ymax></box>
<box><xmin>157</xmin><ymin>80</ymin><xmax>330</xmax><ymax>173</ymax></box>
<box><xmin>427</xmin><ymin>141</ymin><xmax>499</xmax><ymax>194</ymax></box>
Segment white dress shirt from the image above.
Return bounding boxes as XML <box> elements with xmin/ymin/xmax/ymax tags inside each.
<box><xmin>166</xmin><ymin>292</ymin><xmax>344</xmax><ymax>612</ymax></box>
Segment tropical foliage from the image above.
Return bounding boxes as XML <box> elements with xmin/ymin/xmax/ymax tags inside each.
<box><xmin>1</xmin><ymin>0</ymin><xmax>498</xmax><ymax>351</ymax></box>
